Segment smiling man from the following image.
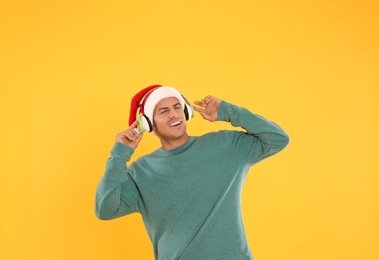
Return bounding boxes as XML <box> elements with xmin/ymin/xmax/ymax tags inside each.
<box><xmin>152</xmin><ymin>96</ymin><xmax>190</xmax><ymax>150</ymax></box>
<box><xmin>95</xmin><ymin>85</ymin><xmax>290</xmax><ymax>260</ymax></box>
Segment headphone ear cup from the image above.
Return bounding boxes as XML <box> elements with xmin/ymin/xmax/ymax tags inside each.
<box><xmin>140</xmin><ymin>115</ymin><xmax>153</xmax><ymax>133</ymax></box>
<box><xmin>184</xmin><ymin>104</ymin><xmax>193</xmax><ymax>121</ymax></box>
<box><xmin>136</xmin><ymin>115</ymin><xmax>145</xmax><ymax>133</ymax></box>
<box><xmin>181</xmin><ymin>93</ymin><xmax>194</xmax><ymax>121</ymax></box>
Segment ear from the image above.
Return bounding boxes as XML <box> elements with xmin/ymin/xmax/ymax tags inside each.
<box><xmin>151</xmin><ymin>119</ymin><xmax>156</xmax><ymax>131</ymax></box>
<box><xmin>151</xmin><ymin>122</ymin><xmax>158</xmax><ymax>136</ymax></box>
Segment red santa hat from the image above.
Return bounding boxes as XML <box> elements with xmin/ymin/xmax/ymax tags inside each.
<box><xmin>129</xmin><ymin>85</ymin><xmax>185</xmax><ymax>127</ymax></box>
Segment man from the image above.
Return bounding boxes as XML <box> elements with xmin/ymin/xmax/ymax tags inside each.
<box><xmin>95</xmin><ymin>85</ymin><xmax>290</xmax><ymax>260</ymax></box>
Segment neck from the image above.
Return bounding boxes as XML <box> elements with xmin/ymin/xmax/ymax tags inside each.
<box><xmin>160</xmin><ymin>134</ymin><xmax>191</xmax><ymax>150</ymax></box>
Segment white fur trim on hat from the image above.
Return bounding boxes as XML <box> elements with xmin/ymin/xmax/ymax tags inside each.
<box><xmin>144</xmin><ymin>86</ymin><xmax>185</xmax><ymax>124</ymax></box>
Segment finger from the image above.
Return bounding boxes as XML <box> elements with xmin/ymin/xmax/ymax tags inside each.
<box><xmin>194</xmin><ymin>99</ymin><xmax>207</xmax><ymax>107</ymax></box>
<box><xmin>123</xmin><ymin>130</ymin><xmax>136</xmax><ymax>140</ymax></box>
<box><xmin>132</xmin><ymin>129</ymin><xmax>142</xmax><ymax>139</ymax></box>
<box><xmin>193</xmin><ymin>107</ymin><xmax>208</xmax><ymax>120</ymax></box>
<box><xmin>129</xmin><ymin>121</ymin><xmax>138</xmax><ymax>128</ymax></box>
<box><xmin>129</xmin><ymin>121</ymin><xmax>142</xmax><ymax>135</ymax></box>
<box><xmin>125</xmin><ymin>128</ymin><xmax>141</xmax><ymax>140</ymax></box>
<box><xmin>135</xmin><ymin>132</ymin><xmax>143</xmax><ymax>142</ymax></box>
<box><xmin>116</xmin><ymin>132</ymin><xmax>132</xmax><ymax>143</ymax></box>
<box><xmin>193</xmin><ymin>106</ymin><xmax>205</xmax><ymax>113</ymax></box>
<box><xmin>205</xmin><ymin>96</ymin><xmax>214</xmax><ymax>105</ymax></box>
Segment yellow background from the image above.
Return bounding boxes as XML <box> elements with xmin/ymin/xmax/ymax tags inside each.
<box><xmin>1</xmin><ymin>1</ymin><xmax>378</xmax><ymax>259</ymax></box>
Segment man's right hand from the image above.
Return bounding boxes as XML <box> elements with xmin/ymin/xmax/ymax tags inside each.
<box><xmin>116</xmin><ymin>121</ymin><xmax>143</xmax><ymax>149</ymax></box>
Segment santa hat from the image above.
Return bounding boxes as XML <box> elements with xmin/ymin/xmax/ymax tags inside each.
<box><xmin>129</xmin><ymin>85</ymin><xmax>185</xmax><ymax>127</ymax></box>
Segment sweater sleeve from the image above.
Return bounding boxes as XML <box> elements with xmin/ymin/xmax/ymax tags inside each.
<box><xmin>95</xmin><ymin>142</ymin><xmax>141</xmax><ymax>220</ymax></box>
<box><xmin>217</xmin><ymin>100</ymin><xmax>290</xmax><ymax>166</ymax></box>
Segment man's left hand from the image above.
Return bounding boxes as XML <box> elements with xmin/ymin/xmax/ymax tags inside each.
<box><xmin>193</xmin><ymin>95</ymin><xmax>221</xmax><ymax>122</ymax></box>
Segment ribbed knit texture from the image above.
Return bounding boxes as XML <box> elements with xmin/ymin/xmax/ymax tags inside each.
<box><xmin>96</xmin><ymin>101</ymin><xmax>290</xmax><ymax>260</ymax></box>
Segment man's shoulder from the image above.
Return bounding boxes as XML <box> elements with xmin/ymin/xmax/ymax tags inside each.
<box><xmin>194</xmin><ymin>130</ymin><xmax>238</xmax><ymax>146</ymax></box>
<box><xmin>198</xmin><ymin>130</ymin><xmax>236</xmax><ymax>139</ymax></box>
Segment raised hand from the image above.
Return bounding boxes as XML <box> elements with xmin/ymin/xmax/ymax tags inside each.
<box><xmin>115</xmin><ymin>121</ymin><xmax>143</xmax><ymax>149</ymax></box>
<box><xmin>193</xmin><ymin>95</ymin><xmax>221</xmax><ymax>122</ymax></box>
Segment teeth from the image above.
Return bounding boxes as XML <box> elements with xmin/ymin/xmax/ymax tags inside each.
<box><xmin>169</xmin><ymin>120</ymin><xmax>182</xmax><ymax>127</ymax></box>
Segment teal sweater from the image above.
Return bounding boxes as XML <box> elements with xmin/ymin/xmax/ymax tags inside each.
<box><xmin>95</xmin><ymin>101</ymin><xmax>290</xmax><ymax>260</ymax></box>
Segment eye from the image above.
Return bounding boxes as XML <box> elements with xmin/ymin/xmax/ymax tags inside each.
<box><xmin>159</xmin><ymin>109</ymin><xmax>168</xmax><ymax>114</ymax></box>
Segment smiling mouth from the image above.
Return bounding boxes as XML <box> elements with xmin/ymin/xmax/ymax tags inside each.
<box><xmin>169</xmin><ymin>120</ymin><xmax>182</xmax><ymax>127</ymax></box>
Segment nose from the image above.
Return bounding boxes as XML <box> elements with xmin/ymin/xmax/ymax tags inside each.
<box><xmin>169</xmin><ymin>109</ymin><xmax>180</xmax><ymax>118</ymax></box>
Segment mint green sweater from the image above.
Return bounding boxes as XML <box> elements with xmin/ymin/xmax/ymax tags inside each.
<box><xmin>95</xmin><ymin>101</ymin><xmax>289</xmax><ymax>260</ymax></box>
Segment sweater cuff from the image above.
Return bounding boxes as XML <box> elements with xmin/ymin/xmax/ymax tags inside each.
<box><xmin>217</xmin><ymin>100</ymin><xmax>231</xmax><ymax>122</ymax></box>
<box><xmin>111</xmin><ymin>142</ymin><xmax>135</xmax><ymax>158</ymax></box>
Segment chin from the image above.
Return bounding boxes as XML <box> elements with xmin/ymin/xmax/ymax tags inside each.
<box><xmin>156</xmin><ymin>128</ymin><xmax>187</xmax><ymax>140</ymax></box>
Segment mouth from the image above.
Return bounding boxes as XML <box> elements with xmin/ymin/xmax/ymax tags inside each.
<box><xmin>169</xmin><ymin>119</ymin><xmax>182</xmax><ymax>127</ymax></box>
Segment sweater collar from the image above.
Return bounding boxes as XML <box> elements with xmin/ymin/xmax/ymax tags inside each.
<box><xmin>156</xmin><ymin>136</ymin><xmax>197</xmax><ymax>156</ymax></box>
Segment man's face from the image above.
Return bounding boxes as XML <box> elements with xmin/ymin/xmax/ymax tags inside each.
<box><xmin>152</xmin><ymin>97</ymin><xmax>187</xmax><ymax>141</ymax></box>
